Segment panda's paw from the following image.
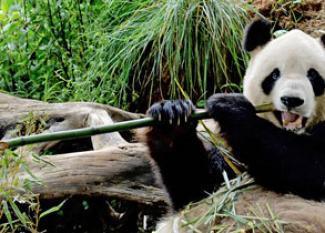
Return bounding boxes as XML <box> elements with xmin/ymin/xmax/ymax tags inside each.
<box><xmin>207</xmin><ymin>93</ymin><xmax>255</xmax><ymax>128</ymax></box>
<box><xmin>147</xmin><ymin>100</ymin><xmax>196</xmax><ymax>129</ymax></box>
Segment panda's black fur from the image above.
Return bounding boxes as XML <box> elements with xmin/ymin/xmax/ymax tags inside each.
<box><xmin>307</xmin><ymin>68</ymin><xmax>325</xmax><ymax>96</ymax></box>
<box><xmin>145</xmin><ymin>19</ymin><xmax>325</xmax><ymax>212</ymax></box>
<box><xmin>145</xmin><ymin>100</ymin><xmax>235</xmax><ymax>210</ymax></box>
<box><xmin>242</xmin><ymin>18</ymin><xmax>272</xmax><ymax>52</ymax></box>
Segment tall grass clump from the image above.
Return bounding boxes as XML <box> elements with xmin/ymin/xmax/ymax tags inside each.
<box><xmin>83</xmin><ymin>0</ymin><xmax>250</xmax><ymax>111</ymax></box>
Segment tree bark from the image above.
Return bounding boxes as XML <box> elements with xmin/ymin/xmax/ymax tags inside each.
<box><xmin>26</xmin><ymin>143</ymin><xmax>167</xmax><ymax>206</ymax></box>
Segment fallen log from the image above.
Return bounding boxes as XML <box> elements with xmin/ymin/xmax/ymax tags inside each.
<box><xmin>0</xmin><ymin>93</ymin><xmax>168</xmax><ymax>207</ymax></box>
<box><xmin>27</xmin><ymin>143</ymin><xmax>167</xmax><ymax>206</ymax></box>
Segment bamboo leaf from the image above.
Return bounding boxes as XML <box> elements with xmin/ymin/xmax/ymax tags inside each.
<box><xmin>39</xmin><ymin>199</ymin><xmax>67</xmax><ymax>220</ymax></box>
<box><xmin>8</xmin><ymin>199</ymin><xmax>28</xmax><ymax>226</ymax></box>
<box><xmin>2</xmin><ymin>200</ymin><xmax>13</xmax><ymax>230</ymax></box>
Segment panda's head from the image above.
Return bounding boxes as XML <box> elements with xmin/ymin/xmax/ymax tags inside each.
<box><xmin>243</xmin><ymin>19</ymin><xmax>325</xmax><ymax>133</ymax></box>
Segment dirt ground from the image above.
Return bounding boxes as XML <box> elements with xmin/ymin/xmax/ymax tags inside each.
<box><xmin>251</xmin><ymin>0</ymin><xmax>325</xmax><ymax>36</ymax></box>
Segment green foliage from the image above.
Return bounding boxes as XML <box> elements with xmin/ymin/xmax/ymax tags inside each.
<box><xmin>0</xmin><ymin>0</ymin><xmax>249</xmax><ymax>110</ymax></box>
<box><xmin>39</xmin><ymin>199</ymin><xmax>66</xmax><ymax>220</ymax></box>
<box><xmin>0</xmin><ymin>113</ymin><xmax>66</xmax><ymax>232</ymax></box>
<box><xmin>0</xmin><ymin>0</ymin><xmax>97</xmax><ymax>102</ymax></box>
<box><xmin>0</xmin><ymin>149</ymin><xmax>66</xmax><ymax>232</ymax></box>
<box><xmin>0</xmin><ymin>149</ymin><xmax>39</xmax><ymax>232</ymax></box>
<box><xmin>83</xmin><ymin>0</ymin><xmax>250</xmax><ymax>110</ymax></box>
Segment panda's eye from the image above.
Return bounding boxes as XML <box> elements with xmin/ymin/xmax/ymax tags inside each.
<box><xmin>271</xmin><ymin>69</ymin><xmax>280</xmax><ymax>80</ymax></box>
<box><xmin>307</xmin><ymin>68</ymin><xmax>325</xmax><ymax>96</ymax></box>
<box><xmin>261</xmin><ymin>68</ymin><xmax>280</xmax><ymax>95</ymax></box>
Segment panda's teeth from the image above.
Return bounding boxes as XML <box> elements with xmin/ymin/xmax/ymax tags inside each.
<box><xmin>281</xmin><ymin>112</ymin><xmax>303</xmax><ymax>130</ymax></box>
<box><xmin>285</xmin><ymin>119</ymin><xmax>303</xmax><ymax>130</ymax></box>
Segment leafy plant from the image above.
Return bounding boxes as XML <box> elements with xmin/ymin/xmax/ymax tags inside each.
<box><xmin>0</xmin><ymin>149</ymin><xmax>39</xmax><ymax>232</ymax></box>
<box><xmin>0</xmin><ymin>112</ymin><xmax>65</xmax><ymax>232</ymax></box>
<box><xmin>0</xmin><ymin>149</ymin><xmax>66</xmax><ymax>232</ymax></box>
<box><xmin>0</xmin><ymin>0</ymin><xmax>249</xmax><ymax>111</ymax></box>
<box><xmin>0</xmin><ymin>0</ymin><xmax>98</xmax><ymax>102</ymax></box>
<box><xmin>83</xmin><ymin>0</ymin><xmax>250</xmax><ymax>111</ymax></box>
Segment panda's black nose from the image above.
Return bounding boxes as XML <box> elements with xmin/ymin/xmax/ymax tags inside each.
<box><xmin>280</xmin><ymin>96</ymin><xmax>304</xmax><ymax>108</ymax></box>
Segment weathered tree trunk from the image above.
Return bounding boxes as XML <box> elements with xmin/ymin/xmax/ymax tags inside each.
<box><xmin>28</xmin><ymin>143</ymin><xmax>166</xmax><ymax>205</ymax></box>
<box><xmin>0</xmin><ymin>93</ymin><xmax>168</xmax><ymax>206</ymax></box>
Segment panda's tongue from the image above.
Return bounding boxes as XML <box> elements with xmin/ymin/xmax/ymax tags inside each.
<box><xmin>281</xmin><ymin>112</ymin><xmax>302</xmax><ymax>130</ymax></box>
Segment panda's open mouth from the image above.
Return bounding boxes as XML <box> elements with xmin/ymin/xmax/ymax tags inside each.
<box><xmin>274</xmin><ymin>111</ymin><xmax>308</xmax><ymax>131</ymax></box>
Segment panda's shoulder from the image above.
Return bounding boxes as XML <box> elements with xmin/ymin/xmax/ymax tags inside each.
<box><xmin>307</xmin><ymin>121</ymin><xmax>325</xmax><ymax>137</ymax></box>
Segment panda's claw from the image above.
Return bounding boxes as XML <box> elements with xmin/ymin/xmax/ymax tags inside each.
<box><xmin>183</xmin><ymin>100</ymin><xmax>193</xmax><ymax>116</ymax></box>
<box><xmin>147</xmin><ymin>102</ymin><xmax>162</xmax><ymax>121</ymax></box>
<box><xmin>180</xmin><ymin>99</ymin><xmax>194</xmax><ymax>121</ymax></box>
<box><xmin>162</xmin><ymin>101</ymin><xmax>175</xmax><ymax>124</ymax></box>
<box><xmin>147</xmin><ymin>99</ymin><xmax>195</xmax><ymax>127</ymax></box>
<box><xmin>173</xmin><ymin>100</ymin><xmax>184</xmax><ymax>125</ymax></box>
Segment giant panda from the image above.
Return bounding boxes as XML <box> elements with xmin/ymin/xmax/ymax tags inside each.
<box><xmin>144</xmin><ymin>18</ymin><xmax>325</xmax><ymax>232</ymax></box>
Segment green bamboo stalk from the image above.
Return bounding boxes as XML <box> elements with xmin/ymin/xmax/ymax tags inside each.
<box><xmin>0</xmin><ymin>103</ymin><xmax>274</xmax><ymax>149</ymax></box>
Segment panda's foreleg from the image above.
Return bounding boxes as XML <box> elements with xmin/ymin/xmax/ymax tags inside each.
<box><xmin>145</xmin><ymin>100</ymin><xmax>222</xmax><ymax>211</ymax></box>
<box><xmin>207</xmin><ymin>93</ymin><xmax>325</xmax><ymax>200</ymax></box>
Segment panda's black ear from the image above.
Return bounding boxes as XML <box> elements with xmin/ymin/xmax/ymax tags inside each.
<box><xmin>320</xmin><ymin>34</ymin><xmax>325</xmax><ymax>47</ymax></box>
<box><xmin>243</xmin><ymin>18</ymin><xmax>272</xmax><ymax>52</ymax></box>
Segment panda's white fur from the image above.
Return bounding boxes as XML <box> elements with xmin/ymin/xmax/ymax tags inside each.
<box><xmin>152</xmin><ymin>25</ymin><xmax>325</xmax><ymax>233</ymax></box>
<box><xmin>244</xmin><ymin>30</ymin><xmax>325</xmax><ymax>131</ymax></box>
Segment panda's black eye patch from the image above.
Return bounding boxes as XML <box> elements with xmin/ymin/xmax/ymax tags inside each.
<box><xmin>307</xmin><ymin>68</ymin><xmax>325</xmax><ymax>96</ymax></box>
<box><xmin>261</xmin><ymin>68</ymin><xmax>280</xmax><ymax>95</ymax></box>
